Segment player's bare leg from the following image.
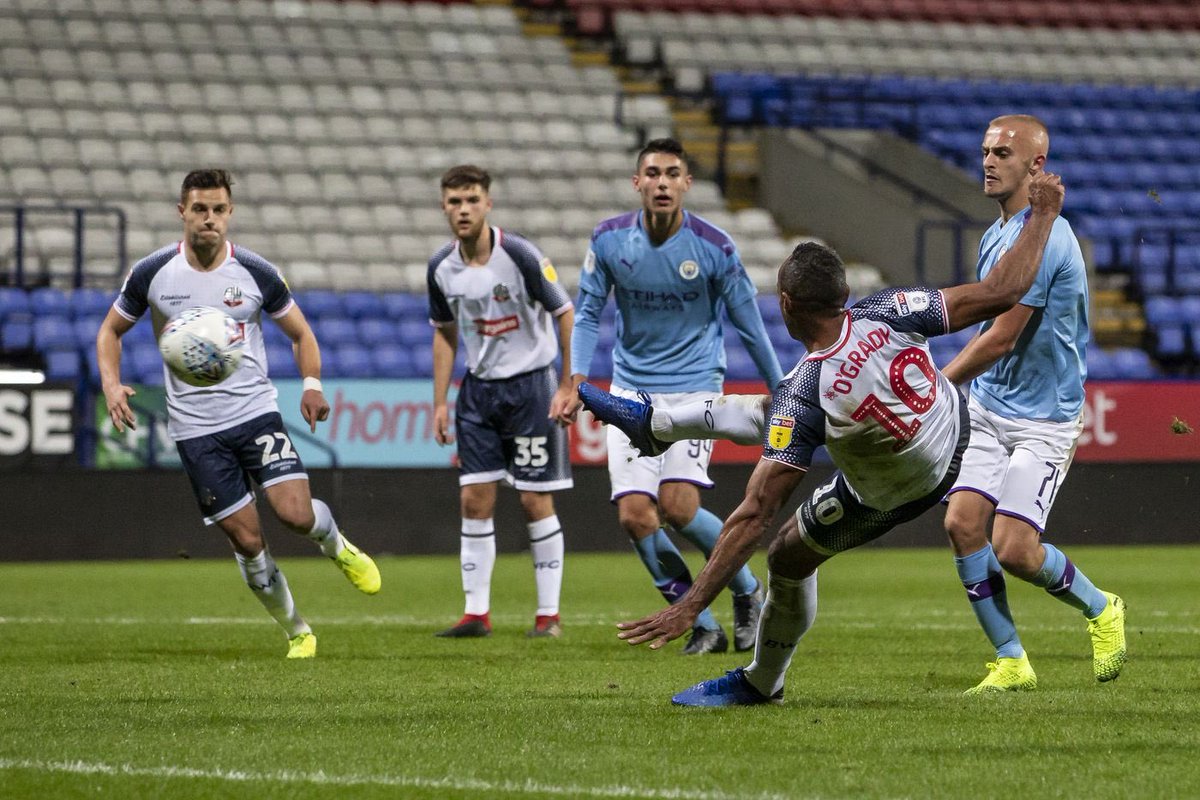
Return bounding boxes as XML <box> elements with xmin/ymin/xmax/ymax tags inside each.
<box><xmin>218</xmin><ymin>503</ymin><xmax>312</xmax><ymax>657</ymax></box>
<box><xmin>520</xmin><ymin>491</ymin><xmax>564</xmax><ymax>638</ymax></box>
<box><xmin>265</xmin><ymin>479</ymin><xmax>380</xmax><ymax>595</ymax></box>
<box><xmin>437</xmin><ymin>481</ymin><xmax>498</xmax><ymax>637</ymax></box>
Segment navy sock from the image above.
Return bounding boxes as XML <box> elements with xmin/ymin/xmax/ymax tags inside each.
<box><xmin>676</xmin><ymin>507</ymin><xmax>758</xmax><ymax>596</ymax></box>
<box><xmin>1030</xmin><ymin>543</ymin><xmax>1107</xmax><ymax>617</ymax></box>
<box><xmin>955</xmin><ymin>544</ymin><xmax>1023</xmax><ymax>659</ymax></box>
<box><xmin>632</xmin><ymin>530</ymin><xmax>720</xmax><ymax>631</ymax></box>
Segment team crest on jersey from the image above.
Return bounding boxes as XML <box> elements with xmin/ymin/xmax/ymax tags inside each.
<box><xmin>492</xmin><ymin>283</ymin><xmax>511</xmax><ymax>302</ymax></box>
<box><xmin>540</xmin><ymin>257</ymin><xmax>558</xmax><ymax>284</ymax></box>
<box><xmin>678</xmin><ymin>260</ymin><xmax>700</xmax><ymax>280</ymax></box>
<box><xmin>893</xmin><ymin>290</ymin><xmax>929</xmax><ymax>317</ymax></box>
<box><xmin>223</xmin><ymin>286</ymin><xmax>244</xmax><ymax>308</ymax></box>
<box><xmin>583</xmin><ymin>249</ymin><xmax>596</xmax><ymax>274</ymax></box>
<box><xmin>768</xmin><ymin>415</ymin><xmax>795</xmax><ymax>449</ymax></box>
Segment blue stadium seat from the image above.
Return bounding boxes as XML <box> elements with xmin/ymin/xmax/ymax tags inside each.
<box><xmin>381</xmin><ymin>292</ymin><xmax>427</xmax><ymax>320</ymax></box>
<box><xmin>266</xmin><ymin>343</ymin><xmax>300</xmax><ymax>378</ymax></box>
<box><xmin>33</xmin><ymin>316</ymin><xmax>75</xmax><ymax>350</ymax></box>
<box><xmin>371</xmin><ymin>345</ymin><xmax>414</xmax><ymax>378</ymax></box>
<box><xmin>1</xmin><ymin>320</ymin><xmax>33</xmax><ymax>350</ymax></box>
<box><xmin>73</xmin><ymin>316</ymin><xmax>102</xmax><ymax>349</ymax></box>
<box><xmin>1086</xmin><ymin>348</ymin><xmax>1117</xmax><ymax>381</ymax></box>
<box><xmin>410</xmin><ymin>345</ymin><xmax>435</xmax><ymax>377</ymax></box>
<box><xmin>313</xmin><ymin>317</ymin><xmax>359</xmax><ymax>347</ymax></box>
<box><xmin>125</xmin><ymin>319</ymin><xmax>156</xmax><ymax>346</ymax></box>
<box><xmin>44</xmin><ymin>349</ymin><xmax>83</xmax><ymax>382</ymax></box>
<box><xmin>128</xmin><ymin>345</ymin><xmax>165</xmax><ymax>385</ymax></box>
<box><xmin>342</xmin><ymin>291</ymin><xmax>386</xmax><ymax>320</ymax></box>
<box><xmin>262</xmin><ymin>320</ymin><xmax>292</xmax><ymax>348</ymax></box>
<box><xmin>357</xmin><ymin>318</ymin><xmax>401</xmax><ymax>344</ymax></box>
<box><xmin>293</xmin><ymin>290</ymin><xmax>342</xmax><ymax>320</ymax></box>
<box><xmin>0</xmin><ymin>288</ymin><xmax>31</xmax><ymax>323</ymax></box>
<box><xmin>1111</xmin><ymin>348</ymin><xmax>1158</xmax><ymax>380</ymax></box>
<box><xmin>398</xmin><ymin>318</ymin><xmax>431</xmax><ymax>345</ymax></box>
<box><xmin>724</xmin><ymin>347</ymin><xmax>759</xmax><ymax>381</ymax></box>
<box><xmin>331</xmin><ymin>344</ymin><xmax>374</xmax><ymax>378</ymax></box>
<box><xmin>29</xmin><ymin>287</ymin><xmax>69</xmax><ymax>317</ymax></box>
<box><xmin>70</xmin><ymin>288</ymin><xmax>115</xmax><ymax>319</ymax></box>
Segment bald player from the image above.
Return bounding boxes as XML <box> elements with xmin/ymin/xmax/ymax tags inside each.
<box><xmin>941</xmin><ymin>115</ymin><xmax>1126</xmax><ymax>694</ymax></box>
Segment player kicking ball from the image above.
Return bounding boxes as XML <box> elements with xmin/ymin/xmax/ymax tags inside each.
<box><xmin>97</xmin><ymin>169</ymin><xmax>380</xmax><ymax>659</ymax></box>
<box><xmin>582</xmin><ymin>173</ymin><xmax>1072</xmax><ymax>705</ymax></box>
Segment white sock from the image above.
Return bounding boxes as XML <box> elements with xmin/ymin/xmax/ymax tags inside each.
<box><xmin>235</xmin><ymin>550</ymin><xmax>309</xmax><ymax>638</ymax></box>
<box><xmin>745</xmin><ymin>571</ymin><xmax>818</xmax><ymax>697</ymax></box>
<box><xmin>307</xmin><ymin>498</ymin><xmax>344</xmax><ymax>558</ymax></box>
<box><xmin>528</xmin><ymin>514</ymin><xmax>564</xmax><ymax>616</ymax></box>
<box><xmin>652</xmin><ymin>394</ymin><xmax>768</xmax><ymax>445</ymax></box>
<box><xmin>461</xmin><ymin>518</ymin><xmax>496</xmax><ymax>616</ymax></box>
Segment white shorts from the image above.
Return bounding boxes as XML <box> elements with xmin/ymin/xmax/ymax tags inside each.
<box><xmin>607</xmin><ymin>386</ymin><xmax>718</xmax><ymax>502</ymax></box>
<box><xmin>948</xmin><ymin>396</ymin><xmax>1082</xmax><ymax>532</ymax></box>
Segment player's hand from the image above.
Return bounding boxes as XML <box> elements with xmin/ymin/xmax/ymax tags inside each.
<box><xmin>549</xmin><ymin>385</ymin><xmax>580</xmax><ymax>426</ymax></box>
<box><xmin>616</xmin><ymin>603</ymin><xmax>697</xmax><ymax>650</ymax></box>
<box><xmin>300</xmin><ymin>389</ymin><xmax>329</xmax><ymax>433</ymax></box>
<box><xmin>103</xmin><ymin>384</ymin><xmax>137</xmax><ymax>432</ymax></box>
<box><xmin>1027</xmin><ymin>171</ymin><xmax>1064</xmax><ymax>217</ymax></box>
<box><xmin>434</xmin><ymin>405</ymin><xmax>454</xmax><ymax>446</ymax></box>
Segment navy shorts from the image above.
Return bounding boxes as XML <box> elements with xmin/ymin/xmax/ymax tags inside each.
<box><xmin>455</xmin><ymin>366</ymin><xmax>572</xmax><ymax>491</ymax></box>
<box><xmin>795</xmin><ymin>396</ymin><xmax>970</xmax><ymax>556</ymax></box>
<box><xmin>175</xmin><ymin>412</ymin><xmax>308</xmax><ymax>525</ymax></box>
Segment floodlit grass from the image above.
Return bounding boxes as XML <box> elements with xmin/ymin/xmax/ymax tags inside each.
<box><xmin>1</xmin><ymin>546</ymin><xmax>1197</xmax><ymax>799</ymax></box>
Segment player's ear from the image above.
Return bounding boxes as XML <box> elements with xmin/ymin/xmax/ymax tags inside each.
<box><xmin>177</xmin><ymin>203</ymin><xmax>185</xmax><ymax>219</ymax></box>
<box><xmin>1029</xmin><ymin>153</ymin><xmax>1047</xmax><ymax>175</ymax></box>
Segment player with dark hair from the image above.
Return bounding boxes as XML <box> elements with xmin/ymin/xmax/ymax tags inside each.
<box><xmin>430</xmin><ymin>164</ymin><xmax>575</xmax><ymax>639</ymax></box>
<box><xmin>554</xmin><ymin>138</ymin><xmax>784</xmax><ymax>655</ymax></box>
<box><xmin>96</xmin><ymin>169</ymin><xmax>381</xmax><ymax>659</ymax></box>
<box><xmin>941</xmin><ymin>115</ymin><xmax>1125</xmax><ymax>693</ymax></box>
<box><xmin>581</xmin><ymin>172</ymin><xmax>1065</xmax><ymax>705</ymax></box>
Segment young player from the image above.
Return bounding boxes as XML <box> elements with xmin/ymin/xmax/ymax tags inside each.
<box><xmin>555</xmin><ymin>138</ymin><xmax>784</xmax><ymax>655</ymax></box>
<box><xmin>582</xmin><ymin>173</ymin><xmax>1066</xmax><ymax>705</ymax></box>
<box><xmin>96</xmin><ymin>169</ymin><xmax>380</xmax><ymax>660</ymax></box>
<box><xmin>941</xmin><ymin>115</ymin><xmax>1125</xmax><ymax>693</ymax></box>
<box><xmin>429</xmin><ymin>165</ymin><xmax>575</xmax><ymax>639</ymax></box>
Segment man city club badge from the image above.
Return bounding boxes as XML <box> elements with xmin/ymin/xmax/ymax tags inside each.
<box><xmin>492</xmin><ymin>283</ymin><xmax>511</xmax><ymax>302</ymax></box>
<box><xmin>223</xmin><ymin>286</ymin><xmax>243</xmax><ymax>308</ymax></box>
<box><xmin>768</xmin><ymin>415</ymin><xmax>795</xmax><ymax>449</ymax></box>
<box><xmin>678</xmin><ymin>260</ymin><xmax>699</xmax><ymax>280</ymax></box>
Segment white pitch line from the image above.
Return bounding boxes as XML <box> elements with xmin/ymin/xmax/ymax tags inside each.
<box><xmin>0</xmin><ymin>758</ymin><xmax>800</xmax><ymax>800</ymax></box>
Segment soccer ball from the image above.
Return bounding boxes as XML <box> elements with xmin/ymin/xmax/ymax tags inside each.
<box><xmin>158</xmin><ymin>306</ymin><xmax>245</xmax><ymax>387</ymax></box>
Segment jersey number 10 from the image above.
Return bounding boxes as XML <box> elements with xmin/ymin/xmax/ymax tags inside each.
<box><xmin>850</xmin><ymin>347</ymin><xmax>937</xmax><ymax>451</ymax></box>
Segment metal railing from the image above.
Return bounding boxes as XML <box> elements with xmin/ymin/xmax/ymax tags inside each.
<box><xmin>0</xmin><ymin>204</ymin><xmax>127</xmax><ymax>288</ymax></box>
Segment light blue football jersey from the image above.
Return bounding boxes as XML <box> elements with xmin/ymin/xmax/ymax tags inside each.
<box><xmin>971</xmin><ymin>209</ymin><xmax>1089</xmax><ymax>422</ymax></box>
<box><xmin>571</xmin><ymin>210</ymin><xmax>782</xmax><ymax>393</ymax></box>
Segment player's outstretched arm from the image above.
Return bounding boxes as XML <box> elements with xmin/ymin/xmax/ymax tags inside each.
<box><xmin>942</xmin><ymin>172</ymin><xmax>1064</xmax><ymax>332</ymax></box>
<box><xmin>617</xmin><ymin>457</ymin><xmax>806</xmax><ymax>648</ymax></box>
<box><xmin>276</xmin><ymin>304</ymin><xmax>328</xmax><ymax>432</ymax></box>
<box><xmin>96</xmin><ymin>308</ymin><xmax>137</xmax><ymax>432</ymax></box>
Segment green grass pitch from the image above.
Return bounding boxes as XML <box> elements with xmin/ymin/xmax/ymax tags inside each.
<box><xmin>1</xmin><ymin>546</ymin><xmax>1197</xmax><ymax>799</ymax></box>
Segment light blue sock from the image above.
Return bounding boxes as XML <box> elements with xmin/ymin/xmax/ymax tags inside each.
<box><xmin>954</xmin><ymin>544</ymin><xmax>1023</xmax><ymax>659</ymax></box>
<box><xmin>676</xmin><ymin>507</ymin><xmax>758</xmax><ymax>596</ymax></box>
<box><xmin>1030</xmin><ymin>543</ymin><xmax>1107</xmax><ymax>617</ymax></box>
<box><xmin>632</xmin><ymin>530</ymin><xmax>720</xmax><ymax>631</ymax></box>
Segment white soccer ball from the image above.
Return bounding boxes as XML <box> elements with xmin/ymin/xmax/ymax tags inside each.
<box><xmin>158</xmin><ymin>306</ymin><xmax>245</xmax><ymax>387</ymax></box>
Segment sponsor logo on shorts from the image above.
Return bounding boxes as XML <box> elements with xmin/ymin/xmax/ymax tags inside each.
<box><xmin>768</xmin><ymin>415</ymin><xmax>795</xmax><ymax>449</ymax></box>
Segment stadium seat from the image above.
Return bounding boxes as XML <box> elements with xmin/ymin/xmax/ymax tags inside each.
<box><xmin>371</xmin><ymin>344</ymin><xmax>415</xmax><ymax>378</ymax></box>
<box><xmin>32</xmin><ymin>315</ymin><xmax>75</xmax><ymax>350</ymax></box>
<box><xmin>341</xmin><ymin>290</ymin><xmax>386</xmax><ymax>320</ymax></box>
<box><xmin>0</xmin><ymin>288</ymin><xmax>32</xmax><ymax>322</ymax></box>
<box><xmin>313</xmin><ymin>317</ymin><xmax>359</xmax><ymax>348</ymax></box>
<box><xmin>1</xmin><ymin>320</ymin><xmax>33</xmax><ymax>350</ymax></box>
<box><xmin>43</xmin><ymin>348</ymin><xmax>83</xmax><ymax>382</ymax></box>
<box><xmin>330</xmin><ymin>344</ymin><xmax>374</xmax><ymax>378</ymax></box>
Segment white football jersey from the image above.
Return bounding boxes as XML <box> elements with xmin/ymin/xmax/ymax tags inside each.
<box><xmin>764</xmin><ymin>287</ymin><xmax>962</xmax><ymax>511</ymax></box>
<box><xmin>428</xmin><ymin>228</ymin><xmax>572</xmax><ymax>380</ymax></box>
<box><xmin>114</xmin><ymin>241</ymin><xmax>292</xmax><ymax>440</ymax></box>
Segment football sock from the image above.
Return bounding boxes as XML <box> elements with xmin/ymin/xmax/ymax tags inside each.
<box><xmin>676</xmin><ymin>507</ymin><xmax>758</xmax><ymax>596</ymax></box>
<box><xmin>632</xmin><ymin>529</ymin><xmax>721</xmax><ymax>632</ymax></box>
<box><xmin>461</xmin><ymin>518</ymin><xmax>496</xmax><ymax>616</ymax></box>
<box><xmin>528</xmin><ymin>514</ymin><xmax>564</xmax><ymax>617</ymax></box>
<box><xmin>235</xmin><ymin>550</ymin><xmax>309</xmax><ymax>638</ymax></box>
<box><xmin>954</xmin><ymin>544</ymin><xmax>1023</xmax><ymax>658</ymax></box>
<box><xmin>652</xmin><ymin>394</ymin><xmax>766</xmax><ymax>445</ymax></box>
<box><xmin>307</xmin><ymin>498</ymin><xmax>344</xmax><ymax>558</ymax></box>
<box><xmin>745</xmin><ymin>571</ymin><xmax>817</xmax><ymax>697</ymax></box>
<box><xmin>1031</xmin><ymin>543</ymin><xmax>1107</xmax><ymax>617</ymax></box>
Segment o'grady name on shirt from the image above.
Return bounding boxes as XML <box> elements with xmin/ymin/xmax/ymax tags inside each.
<box><xmin>828</xmin><ymin>326</ymin><xmax>892</xmax><ymax>396</ymax></box>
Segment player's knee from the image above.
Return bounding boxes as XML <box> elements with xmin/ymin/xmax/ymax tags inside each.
<box><xmin>617</xmin><ymin>510</ymin><xmax>658</xmax><ymax>540</ymax></box>
<box><xmin>943</xmin><ymin>509</ymin><xmax>986</xmax><ymax>550</ymax></box>
<box><xmin>994</xmin><ymin>539</ymin><xmax>1040</xmax><ymax>579</ymax></box>
<box><xmin>274</xmin><ymin>501</ymin><xmax>316</xmax><ymax>532</ymax></box>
